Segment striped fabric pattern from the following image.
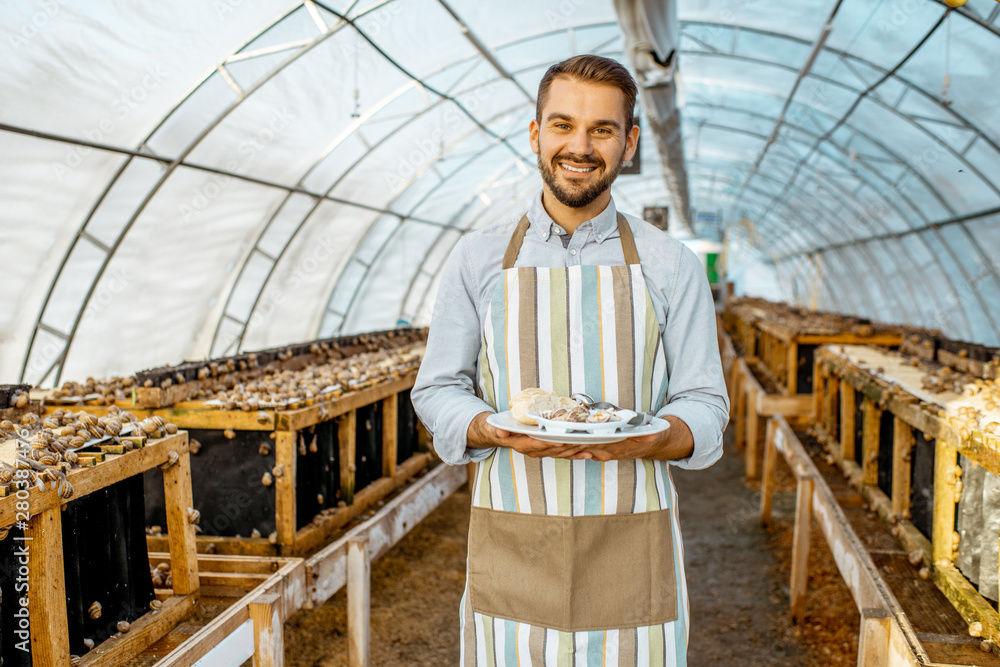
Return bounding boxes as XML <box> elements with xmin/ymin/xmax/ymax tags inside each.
<box><xmin>464</xmin><ymin>262</ymin><xmax>688</xmax><ymax>665</ymax></box>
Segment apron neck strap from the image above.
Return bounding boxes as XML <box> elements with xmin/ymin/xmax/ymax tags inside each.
<box><xmin>502</xmin><ymin>211</ymin><xmax>640</xmax><ymax>270</ymax></box>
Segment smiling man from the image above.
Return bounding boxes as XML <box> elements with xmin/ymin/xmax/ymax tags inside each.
<box><xmin>412</xmin><ymin>54</ymin><xmax>729</xmax><ymax>665</ymax></box>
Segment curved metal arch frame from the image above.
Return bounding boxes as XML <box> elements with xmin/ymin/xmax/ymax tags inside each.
<box><xmin>673</xmin><ymin>28</ymin><xmax>1000</xmax><ymax>336</ymax></box>
<box><xmin>19</xmin><ymin>1</ymin><xmax>362</xmax><ymax>384</ymax></box>
<box><xmin>402</xmin><ymin>175</ymin><xmax>545</xmax><ymax>326</ymax></box>
<box><xmin>20</xmin><ymin>0</ymin><xmax>550</xmax><ymax>383</ymax></box>
<box><xmin>700</xmin><ymin>168</ymin><xmax>900</xmax><ymax>322</ymax></box>
<box><xmin>220</xmin><ymin>12</ymin><xmax>632</xmax><ymax>349</ymax></box>
<box><xmin>681</xmin><ymin>99</ymin><xmax>963</xmax><ymax>323</ymax></box>
<box><xmin>318</xmin><ymin>112</ymin><xmax>536</xmax><ymax>337</ymax></box>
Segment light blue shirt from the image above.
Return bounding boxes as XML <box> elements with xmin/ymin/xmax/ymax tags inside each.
<box><xmin>412</xmin><ymin>190</ymin><xmax>730</xmax><ymax>468</ymax></box>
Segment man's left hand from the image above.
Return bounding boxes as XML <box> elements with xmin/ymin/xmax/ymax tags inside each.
<box><xmin>572</xmin><ymin>415</ymin><xmax>695</xmax><ymax>462</ymax></box>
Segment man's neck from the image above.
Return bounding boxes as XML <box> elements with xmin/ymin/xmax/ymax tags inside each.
<box><xmin>540</xmin><ymin>187</ymin><xmax>611</xmax><ymax>235</ymax></box>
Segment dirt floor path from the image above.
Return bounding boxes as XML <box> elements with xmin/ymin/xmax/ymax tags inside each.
<box><xmin>284</xmin><ymin>431</ymin><xmax>858</xmax><ymax>665</ymax></box>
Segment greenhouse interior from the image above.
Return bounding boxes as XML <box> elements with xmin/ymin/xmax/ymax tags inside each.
<box><xmin>2</xmin><ymin>0</ymin><xmax>1000</xmax><ymax>665</ymax></box>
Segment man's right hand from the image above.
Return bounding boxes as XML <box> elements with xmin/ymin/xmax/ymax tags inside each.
<box><xmin>467</xmin><ymin>412</ymin><xmax>589</xmax><ymax>459</ymax></box>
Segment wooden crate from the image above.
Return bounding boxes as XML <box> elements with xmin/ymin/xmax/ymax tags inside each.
<box><xmin>0</xmin><ymin>432</ymin><xmax>199</xmax><ymax>666</ymax></box>
<box><xmin>812</xmin><ymin>344</ymin><xmax>1000</xmax><ymax>647</ymax></box>
<box><xmin>58</xmin><ymin>375</ymin><xmax>431</xmax><ymax>557</ymax></box>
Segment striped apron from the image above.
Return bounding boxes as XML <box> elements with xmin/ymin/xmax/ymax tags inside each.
<box><xmin>461</xmin><ymin>212</ymin><xmax>688</xmax><ymax>666</ymax></box>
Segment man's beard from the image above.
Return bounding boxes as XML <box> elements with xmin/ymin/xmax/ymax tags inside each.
<box><xmin>538</xmin><ymin>145</ymin><xmax>626</xmax><ymax>208</ymax></box>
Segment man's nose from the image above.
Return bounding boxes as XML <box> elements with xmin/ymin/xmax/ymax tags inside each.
<box><xmin>565</xmin><ymin>129</ymin><xmax>593</xmax><ymax>158</ymax></box>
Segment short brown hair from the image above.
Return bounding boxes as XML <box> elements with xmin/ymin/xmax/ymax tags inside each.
<box><xmin>536</xmin><ymin>55</ymin><xmax>638</xmax><ymax>134</ymax></box>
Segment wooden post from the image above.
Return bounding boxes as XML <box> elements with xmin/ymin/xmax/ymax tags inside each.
<box><xmin>891</xmin><ymin>417</ymin><xmax>914</xmax><ymax>520</ymax></box>
<box><xmin>933</xmin><ymin>440</ymin><xmax>958</xmax><ymax>565</ymax></box>
<box><xmin>787</xmin><ymin>340</ymin><xmax>799</xmax><ymax>395</ymax></box>
<box><xmin>825</xmin><ymin>375</ymin><xmax>839</xmax><ymax>443</ymax></box>
<box><xmin>274</xmin><ymin>431</ymin><xmax>298</xmax><ymax>551</ymax></box>
<box><xmin>745</xmin><ymin>386</ymin><xmax>760</xmax><ymax>480</ymax></box>
<box><xmin>857</xmin><ymin>608</ymin><xmax>891</xmax><ymax>666</ymax></box>
<box><xmin>760</xmin><ymin>419</ymin><xmax>779</xmax><ymax>527</ymax></box>
<box><xmin>790</xmin><ymin>476</ymin><xmax>814</xmax><ymax>625</ymax></box>
<box><xmin>735</xmin><ymin>364</ymin><xmax>747</xmax><ymax>451</ymax></box>
<box><xmin>861</xmin><ymin>398</ymin><xmax>880</xmax><ymax>487</ymax></box>
<box><xmin>347</xmin><ymin>537</ymin><xmax>371</xmax><ymax>667</ymax></box>
<box><xmin>812</xmin><ymin>364</ymin><xmax>824</xmax><ymax>424</ymax></box>
<box><xmin>163</xmin><ymin>447</ymin><xmax>199</xmax><ymax>595</ymax></box>
<box><xmin>27</xmin><ymin>506</ymin><xmax>70</xmax><ymax>666</ymax></box>
<box><xmin>381</xmin><ymin>393</ymin><xmax>398</xmax><ymax>479</ymax></box>
<box><xmin>340</xmin><ymin>410</ymin><xmax>357</xmax><ymax>505</ymax></box>
<box><xmin>840</xmin><ymin>382</ymin><xmax>855</xmax><ymax>462</ymax></box>
<box><xmin>250</xmin><ymin>592</ymin><xmax>284</xmax><ymax>667</ymax></box>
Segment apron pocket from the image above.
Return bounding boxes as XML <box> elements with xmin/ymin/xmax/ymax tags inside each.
<box><xmin>467</xmin><ymin>507</ymin><xmax>678</xmax><ymax>632</ymax></box>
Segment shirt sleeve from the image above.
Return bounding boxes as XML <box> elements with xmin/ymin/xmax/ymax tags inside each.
<box><xmin>411</xmin><ymin>237</ymin><xmax>498</xmax><ymax>465</ymax></box>
<box><xmin>655</xmin><ymin>245</ymin><xmax>731</xmax><ymax>469</ymax></box>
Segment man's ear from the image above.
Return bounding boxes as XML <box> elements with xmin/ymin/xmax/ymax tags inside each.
<box><xmin>623</xmin><ymin>122</ymin><xmax>640</xmax><ymax>163</ymax></box>
<box><xmin>529</xmin><ymin>118</ymin><xmax>540</xmax><ymax>155</ymax></box>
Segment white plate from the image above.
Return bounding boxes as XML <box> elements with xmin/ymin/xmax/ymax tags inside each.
<box><xmin>487</xmin><ymin>411</ymin><xmax>669</xmax><ymax>445</ymax></box>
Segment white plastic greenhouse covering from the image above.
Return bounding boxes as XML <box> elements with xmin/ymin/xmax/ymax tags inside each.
<box><xmin>2</xmin><ymin>0</ymin><xmax>1000</xmax><ymax>387</ymax></box>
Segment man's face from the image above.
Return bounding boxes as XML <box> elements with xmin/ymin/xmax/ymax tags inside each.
<box><xmin>530</xmin><ymin>77</ymin><xmax>639</xmax><ymax>208</ymax></box>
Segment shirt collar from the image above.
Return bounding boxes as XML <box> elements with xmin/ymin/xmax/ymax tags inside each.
<box><xmin>527</xmin><ymin>189</ymin><xmax>619</xmax><ymax>243</ymax></box>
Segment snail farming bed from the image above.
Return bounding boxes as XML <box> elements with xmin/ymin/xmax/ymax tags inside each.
<box><xmin>55</xmin><ymin>376</ymin><xmax>429</xmax><ymax>558</ymax></box>
<box><xmin>0</xmin><ymin>431</ymin><xmax>199</xmax><ymax>667</ymax></box>
<box><xmin>813</xmin><ymin>344</ymin><xmax>1000</xmax><ymax>648</ymax></box>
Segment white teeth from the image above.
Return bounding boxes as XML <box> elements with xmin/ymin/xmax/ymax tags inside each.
<box><xmin>561</xmin><ymin>163</ymin><xmax>595</xmax><ymax>173</ymax></box>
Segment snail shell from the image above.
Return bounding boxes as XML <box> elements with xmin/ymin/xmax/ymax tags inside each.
<box><xmin>224</xmin><ymin>428</ymin><xmax>235</xmax><ymax>440</ymax></box>
<box><xmin>0</xmin><ymin>419</ymin><xmax>14</xmax><ymax>431</ymax></box>
<box><xmin>259</xmin><ymin>443</ymin><xmax>271</xmax><ymax>456</ymax></box>
<box><xmin>117</xmin><ymin>620</ymin><xmax>131</xmax><ymax>633</ymax></box>
<box><xmin>164</xmin><ymin>423</ymin><xmax>178</xmax><ymax>435</ymax></box>
<box><xmin>15</xmin><ymin>393</ymin><xmax>28</xmax><ymax>409</ymax></box>
<box><xmin>88</xmin><ymin>601</ymin><xmax>102</xmax><ymax>619</ymax></box>
<box><xmin>150</xmin><ymin>598</ymin><xmax>163</xmax><ymax>611</ymax></box>
<box><xmin>152</xmin><ymin>416</ymin><xmax>165</xmax><ymax>428</ymax></box>
<box><xmin>261</xmin><ymin>472</ymin><xmax>274</xmax><ymax>487</ymax></box>
<box><xmin>268</xmin><ymin>531</ymin><xmax>278</xmax><ymax>544</ymax></box>
<box><xmin>189</xmin><ymin>439</ymin><xmax>201</xmax><ymax>454</ymax></box>
<box><xmin>186</xmin><ymin>508</ymin><xmax>200</xmax><ymax>525</ymax></box>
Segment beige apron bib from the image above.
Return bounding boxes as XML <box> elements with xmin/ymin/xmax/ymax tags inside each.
<box><xmin>460</xmin><ymin>213</ymin><xmax>689</xmax><ymax>665</ymax></box>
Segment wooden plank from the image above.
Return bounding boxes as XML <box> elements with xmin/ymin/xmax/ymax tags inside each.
<box><xmin>276</xmin><ymin>374</ymin><xmax>416</xmax><ymax>432</ymax></box>
<box><xmin>858</xmin><ymin>608</ymin><xmax>892</xmax><ymax>667</ymax></box>
<box><xmin>0</xmin><ymin>432</ymin><xmax>188</xmax><ymax>526</ymax></box>
<box><xmin>812</xmin><ymin>364</ymin><xmax>824</xmax><ymax>424</ymax></box>
<box><xmin>274</xmin><ymin>431</ymin><xmax>297</xmax><ymax>551</ymax></box>
<box><xmin>790</xmin><ymin>475</ymin><xmax>814</xmax><ymax>625</ymax></box>
<box><xmin>892</xmin><ymin>417</ymin><xmax>915</xmax><ymax>520</ymax></box>
<box><xmin>339</xmin><ymin>410</ymin><xmax>357</xmax><ymax>505</ymax></box>
<box><xmin>757</xmin><ymin>393</ymin><xmax>813</xmax><ymax>416</ymax></box>
<box><xmin>347</xmin><ymin>537</ymin><xmax>371</xmax><ymax>667</ymax></box>
<box><xmin>840</xmin><ymin>380</ymin><xmax>856</xmax><ymax>462</ymax></box>
<box><xmin>82</xmin><ymin>594</ymin><xmax>197</xmax><ymax>667</ymax></box>
<box><xmin>862</xmin><ymin>397</ymin><xmax>880</xmax><ymax>487</ymax></box>
<box><xmin>147</xmin><ymin>552</ymin><xmax>291</xmax><ymax>575</ymax></box>
<box><xmin>382</xmin><ymin>393</ymin><xmax>398</xmax><ymax>479</ymax></box>
<box><xmin>249</xmin><ymin>593</ymin><xmax>283</xmax><ymax>667</ymax></box>
<box><xmin>759</xmin><ymin>418</ymin><xmax>779</xmax><ymax>528</ymax></box>
<box><xmin>27</xmin><ymin>506</ymin><xmax>70</xmax><ymax>667</ymax></box>
<box><xmin>146</xmin><ymin>534</ymin><xmax>278</xmax><ymax>557</ymax></box>
<box><xmin>825</xmin><ymin>375</ymin><xmax>839</xmax><ymax>442</ymax></box>
<box><xmin>292</xmin><ymin>453</ymin><xmax>430</xmax><ymax>556</ymax></box>
<box><xmin>153</xmin><ymin>408</ymin><xmax>275</xmax><ymax>431</ymax></box>
<box><xmin>162</xmin><ymin>445</ymin><xmax>199</xmax><ymax>596</ymax></box>
<box><xmin>152</xmin><ymin>604</ymin><xmax>251</xmax><ymax>667</ymax></box>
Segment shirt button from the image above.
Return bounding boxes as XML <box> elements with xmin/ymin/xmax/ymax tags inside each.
<box><xmin>570</xmin><ymin>249</ymin><xmax>577</xmax><ymax>256</ymax></box>
<box><xmin>596</xmin><ymin>234</ymin><xmax>602</xmax><ymax>241</ymax></box>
